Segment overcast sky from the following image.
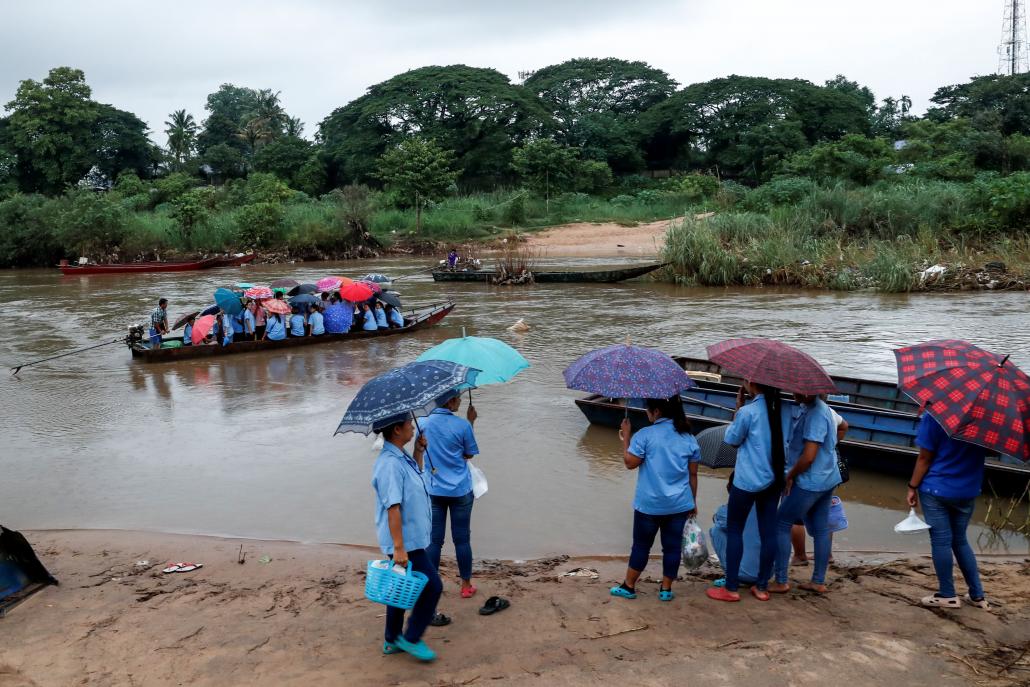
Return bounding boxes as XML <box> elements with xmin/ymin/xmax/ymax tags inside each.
<box><xmin>0</xmin><ymin>0</ymin><xmax>1006</xmax><ymax>146</ymax></box>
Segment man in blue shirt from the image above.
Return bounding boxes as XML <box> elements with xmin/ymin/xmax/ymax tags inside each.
<box><xmin>149</xmin><ymin>298</ymin><xmax>168</xmax><ymax>348</ymax></box>
<box><xmin>242</xmin><ymin>302</ymin><xmax>257</xmax><ymax>340</ymax></box>
<box><xmin>907</xmin><ymin>411</ymin><xmax>989</xmax><ymax>609</ymax></box>
<box><xmin>308</xmin><ymin>305</ymin><xmax>325</xmax><ymax>336</ymax></box>
<box><xmin>417</xmin><ymin>390</ymin><xmax>480</xmax><ymax>598</ymax></box>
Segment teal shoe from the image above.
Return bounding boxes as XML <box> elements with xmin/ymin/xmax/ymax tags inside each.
<box><xmin>394</xmin><ymin>637</ymin><xmax>437</xmax><ymax>662</ymax></box>
<box><xmin>658</xmin><ymin>589</ymin><xmax>674</xmax><ymax>602</ymax></box>
<box><xmin>713</xmin><ymin>578</ymin><xmax>726</xmax><ymax>588</ymax></box>
<box><xmin>609</xmin><ymin>584</ymin><xmax>637</xmax><ymax>599</ymax></box>
<box><xmin>383</xmin><ymin>641</ymin><xmax>399</xmax><ymax>655</ymax></box>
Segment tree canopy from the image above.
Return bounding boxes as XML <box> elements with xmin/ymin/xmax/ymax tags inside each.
<box><xmin>376</xmin><ymin>138</ymin><xmax>461</xmax><ymax>233</ymax></box>
<box><xmin>929</xmin><ymin>73</ymin><xmax>1030</xmax><ymax>136</ymax></box>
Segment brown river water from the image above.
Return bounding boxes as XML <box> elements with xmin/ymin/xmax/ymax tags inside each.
<box><xmin>1</xmin><ymin>258</ymin><xmax>1028</xmax><ymax>559</ymax></box>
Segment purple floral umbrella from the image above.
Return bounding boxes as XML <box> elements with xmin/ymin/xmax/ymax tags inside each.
<box><xmin>563</xmin><ymin>343</ymin><xmax>695</xmax><ymax>399</ymax></box>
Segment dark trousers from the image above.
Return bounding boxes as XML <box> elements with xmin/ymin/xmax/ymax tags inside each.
<box><xmin>428</xmin><ymin>491</ymin><xmax>475</xmax><ymax>580</ymax></box>
<box><xmin>725</xmin><ymin>484</ymin><xmax>779</xmax><ymax>591</ymax></box>
<box><xmin>628</xmin><ymin>509</ymin><xmax>689</xmax><ymax>580</ymax></box>
<box><xmin>385</xmin><ymin>548</ymin><xmax>443</xmax><ymax>644</ymax></box>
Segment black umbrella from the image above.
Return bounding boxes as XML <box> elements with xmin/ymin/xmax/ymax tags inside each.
<box><xmin>696</xmin><ymin>424</ymin><xmax>737</xmax><ymax>469</ymax></box>
<box><xmin>288</xmin><ymin>283</ymin><xmax>319</xmax><ymax>296</ymax></box>
<box><xmin>271</xmin><ymin>278</ymin><xmax>299</xmax><ymax>289</ymax></box>
<box><xmin>289</xmin><ymin>294</ymin><xmax>320</xmax><ymax>308</ymax></box>
<box><xmin>378</xmin><ymin>291</ymin><xmax>402</xmax><ymax>308</ymax></box>
<box><xmin>172</xmin><ymin>311</ymin><xmax>199</xmax><ymax>331</ymax></box>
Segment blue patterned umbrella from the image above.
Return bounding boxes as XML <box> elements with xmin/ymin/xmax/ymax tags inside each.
<box><xmin>563</xmin><ymin>344</ymin><xmax>694</xmax><ymax>399</ymax></box>
<box><xmin>335</xmin><ymin>360</ymin><xmax>481</xmax><ymax>435</ymax></box>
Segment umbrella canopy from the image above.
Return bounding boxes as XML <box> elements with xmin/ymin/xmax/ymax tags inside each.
<box><xmin>340</xmin><ymin>282</ymin><xmax>374</xmax><ymax>302</ymax></box>
<box><xmin>190</xmin><ymin>315</ymin><xmax>217</xmax><ymax>344</ymax></box>
<box><xmin>172</xmin><ymin>311</ymin><xmax>199</xmax><ymax>331</ymax></box>
<box><xmin>317</xmin><ymin>276</ymin><xmax>354</xmax><ymax>291</ymax></box>
<box><xmin>270</xmin><ymin>278</ymin><xmax>299</xmax><ymax>289</ymax></box>
<box><xmin>289</xmin><ymin>294</ymin><xmax>320</xmax><ymax>308</ymax></box>
<box><xmin>706</xmin><ymin>338</ymin><xmax>836</xmax><ymax>395</ymax></box>
<box><xmin>234</xmin><ymin>282</ymin><xmax>254</xmax><ymax>290</ymax></box>
<box><xmin>563</xmin><ymin>344</ymin><xmax>695</xmax><ymax>399</ymax></box>
<box><xmin>416</xmin><ymin>335</ymin><xmax>529</xmax><ymax>387</ymax></box>
<box><xmin>335</xmin><ymin>360</ymin><xmax>481</xmax><ymax>435</ymax></box>
<box><xmin>378</xmin><ymin>291</ymin><xmax>402</xmax><ymax>308</ymax></box>
<box><xmin>271</xmin><ymin>287</ymin><xmax>289</xmax><ymax>295</ymax></box>
<box><xmin>362</xmin><ymin>273</ymin><xmax>392</xmax><ymax>284</ymax></box>
<box><xmin>695</xmin><ymin>425</ymin><xmax>738</xmax><ymax>469</ymax></box>
<box><xmin>214</xmin><ymin>288</ymin><xmax>243</xmax><ymax>316</ymax></box>
<box><xmin>358</xmin><ymin>279</ymin><xmax>383</xmax><ymax>295</ymax></box>
<box><xmin>262</xmin><ymin>299</ymin><xmax>291</xmax><ymax>315</ymax></box>
<box><xmin>288</xmin><ymin>283</ymin><xmax>319</xmax><ymax>296</ymax></box>
<box><xmin>244</xmin><ymin>286</ymin><xmax>273</xmax><ymax>300</ymax></box>
<box><xmin>894</xmin><ymin>339</ymin><xmax>1030</xmax><ymax>462</ymax></box>
<box><xmin>199</xmin><ymin>304</ymin><xmax>219</xmax><ymax>317</ymax></box>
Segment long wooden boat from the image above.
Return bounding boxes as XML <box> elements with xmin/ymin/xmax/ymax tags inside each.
<box><xmin>575</xmin><ymin>382</ymin><xmax>1030</xmax><ymax>496</ymax></box>
<box><xmin>431</xmin><ymin>262</ymin><xmax>668</xmax><ymax>284</ymax></box>
<box><xmin>59</xmin><ymin>253</ymin><xmax>255</xmax><ymax>275</ymax></box>
<box><xmin>130</xmin><ymin>301</ymin><xmax>454</xmax><ymax>362</ymax></box>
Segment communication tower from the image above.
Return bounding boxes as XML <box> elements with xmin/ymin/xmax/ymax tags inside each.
<box><xmin>999</xmin><ymin>0</ymin><xmax>1029</xmax><ymax>75</ymax></box>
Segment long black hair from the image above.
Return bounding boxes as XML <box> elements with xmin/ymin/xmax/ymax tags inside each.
<box><xmin>756</xmin><ymin>383</ymin><xmax>786</xmax><ymax>490</ymax></box>
<box><xmin>645</xmin><ymin>396</ymin><xmax>692</xmax><ymax>435</ymax></box>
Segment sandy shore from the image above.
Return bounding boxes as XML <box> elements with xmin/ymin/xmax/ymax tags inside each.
<box><xmin>519</xmin><ymin>219</ymin><xmax>674</xmax><ymax>258</ymax></box>
<box><xmin>2</xmin><ymin>530</ymin><xmax>1028</xmax><ymax>686</ymax></box>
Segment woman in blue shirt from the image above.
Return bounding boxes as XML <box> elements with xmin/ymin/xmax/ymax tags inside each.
<box><xmin>182</xmin><ymin>315</ymin><xmax>194</xmax><ymax>346</ymax></box>
<box><xmin>371</xmin><ymin>417</ymin><xmax>443</xmax><ymax>662</ymax></box>
<box><xmin>385</xmin><ymin>303</ymin><xmax>405</xmax><ymax>328</ymax></box>
<box><xmin>264</xmin><ymin>313</ymin><xmax>287</xmax><ymax>341</ymax></box>
<box><xmin>906</xmin><ymin>410</ymin><xmax>989</xmax><ymax>609</ymax></box>
<box><xmin>288</xmin><ymin>308</ymin><xmax>307</xmax><ymax>337</ymax></box>
<box><xmin>707</xmin><ymin>382</ymin><xmax>785</xmax><ymax>603</ymax></box>
<box><xmin>308</xmin><ymin>305</ymin><xmax>325</xmax><ymax>336</ymax></box>
<box><xmin>610</xmin><ymin>397</ymin><xmax>700</xmax><ymax>602</ymax></box>
<box><xmin>374</xmin><ymin>302</ymin><xmax>389</xmax><ymax>329</ymax></box>
<box><xmin>361</xmin><ymin>303</ymin><xmax>378</xmax><ymax>331</ymax></box>
<box><xmin>769</xmin><ymin>395</ymin><xmax>842</xmax><ymax>595</ymax></box>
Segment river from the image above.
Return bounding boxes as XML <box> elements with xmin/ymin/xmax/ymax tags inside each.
<box><xmin>1</xmin><ymin>258</ymin><xmax>1027</xmax><ymax>560</ymax></box>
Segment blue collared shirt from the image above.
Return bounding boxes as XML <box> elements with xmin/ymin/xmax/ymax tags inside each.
<box><xmin>362</xmin><ymin>309</ymin><xmax>378</xmax><ymax>331</ymax></box>
<box><xmin>417</xmin><ymin>408</ymin><xmax>479</xmax><ymax>497</ymax></box>
<box><xmin>375</xmin><ymin>308</ymin><xmax>388</xmax><ymax>328</ymax></box>
<box><xmin>243</xmin><ymin>309</ymin><xmax>256</xmax><ymax>334</ymax></box>
<box><xmin>231</xmin><ymin>312</ymin><xmax>244</xmax><ymax>334</ymax></box>
<box><xmin>371</xmin><ymin>442</ymin><xmax>432</xmax><ymax>555</ymax></box>
<box><xmin>266</xmin><ymin>314</ymin><xmax>286</xmax><ymax>340</ymax></box>
<box><xmin>915</xmin><ymin>414</ymin><xmax>987</xmax><ymax>500</ymax></box>
<box><xmin>389</xmin><ymin>309</ymin><xmax>404</xmax><ymax>327</ymax></box>
<box><xmin>289</xmin><ymin>313</ymin><xmax>306</xmax><ymax>336</ymax></box>
<box><xmin>724</xmin><ymin>394</ymin><xmax>775</xmax><ymax>492</ymax></box>
<box><xmin>182</xmin><ymin>323</ymin><xmax>192</xmax><ymax>345</ymax></box>
<box><xmin>787</xmin><ymin>399</ymin><xmax>841</xmax><ymax>493</ymax></box>
<box><xmin>628</xmin><ymin>418</ymin><xmax>701</xmax><ymax>516</ymax></box>
<box><xmin>220</xmin><ymin>313</ymin><xmax>234</xmax><ymax>345</ymax></box>
<box><xmin>309</xmin><ymin>311</ymin><xmax>325</xmax><ymax>335</ymax></box>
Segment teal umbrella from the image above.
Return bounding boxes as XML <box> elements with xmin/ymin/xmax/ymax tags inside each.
<box><xmin>214</xmin><ymin>288</ymin><xmax>243</xmax><ymax>316</ymax></box>
<box><xmin>416</xmin><ymin>329</ymin><xmax>529</xmax><ymax>398</ymax></box>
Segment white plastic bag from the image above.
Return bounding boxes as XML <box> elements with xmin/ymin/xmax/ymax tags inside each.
<box><xmin>894</xmin><ymin>508</ymin><xmax>930</xmax><ymax>534</ymax></box>
<box><xmin>681</xmin><ymin>517</ymin><xmax>708</xmax><ymax>570</ymax></box>
<box><xmin>469</xmin><ymin>463</ymin><xmax>488</xmax><ymax>499</ymax></box>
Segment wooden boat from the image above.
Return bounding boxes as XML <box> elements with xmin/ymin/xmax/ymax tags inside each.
<box><xmin>129</xmin><ymin>301</ymin><xmax>454</xmax><ymax>362</ymax></box>
<box><xmin>431</xmin><ymin>262</ymin><xmax>668</xmax><ymax>284</ymax></box>
<box><xmin>59</xmin><ymin>253</ymin><xmax>255</xmax><ymax>275</ymax></box>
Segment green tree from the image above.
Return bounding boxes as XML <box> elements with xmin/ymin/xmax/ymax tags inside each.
<box><xmin>783</xmin><ymin>134</ymin><xmax>894</xmax><ymax>184</ymax></box>
<box><xmin>169</xmin><ymin>188</ymin><xmax>211</xmax><ymax>245</ymax></box>
<box><xmin>511</xmin><ymin>139</ymin><xmax>581</xmax><ymax>210</ymax></box>
<box><xmin>200</xmin><ymin>143</ymin><xmax>246</xmax><ymax>182</ymax></box>
<box><xmin>0</xmin><ymin>193</ymin><xmax>62</xmax><ymax>266</ymax></box>
<box><xmin>929</xmin><ymin>73</ymin><xmax>1030</xmax><ymax>135</ymax></box>
<box><xmin>91</xmin><ymin>104</ymin><xmax>160</xmax><ymax>181</ymax></box>
<box><xmin>253</xmin><ymin>135</ymin><xmax>312</xmax><ymax>185</ymax></box>
<box><xmin>164</xmin><ymin>109</ymin><xmax>198</xmax><ymax>168</ymax></box>
<box><xmin>871</xmin><ymin>96</ymin><xmax>914</xmax><ymax>137</ymax></box>
<box><xmin>196</xmin><ymin>84</ymin><xmax>261</xmax><ymax>154</ymax></box>
<box><xmin>376</xmin><ymin>138</ymin><xmax>461</xmax><ymax>233</ymax></box>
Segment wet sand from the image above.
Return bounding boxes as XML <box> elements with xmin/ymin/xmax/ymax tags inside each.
<box><xmin>2</xmin><ymin>530</ymin><xmax>1028</xmax><ymax>687</ymax></box>
<box><xmin>522</xmin><ymin>218</ymin><xmax>672</xmax><ymax>257</ymax></box>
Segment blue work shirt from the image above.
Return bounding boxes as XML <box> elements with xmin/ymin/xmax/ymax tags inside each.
<box><xmin>243</xmin><ymin>309</ymin><xmax>256</xmax><ymax>335</ymax></box>
<box><xmin>289</xmin><ymin>313</ymin><xmax>306</xmax><ymax>336</ymax></box>
<box><xmin>362</xmin><ymin>309</ymin><xmax>378</xmax><ymax>331</ymax></box>
<box><xmin>231</xmin><ymin>312</ymin><xmax>244</xmax><ymax>334</ymax></box>
<box><xmin>628</xmin><ymin>418</ymin><xmax>701</xmax><ymax>516</ymax></box>
<box><xmin>372</xmin><ymin>441</ymin><xmax>432</xmax><ymax>555</ymax></box>
<box><xmin>710</xmin><ymin>503</ymin><xmax>760</xmax><ymax>583</ymax></box>
<box><xmin>182</xmin><ymin>323</ymin><xmax>192</xmax><ymax>345</ymax></box>
<box><xmin>309</xmin><ymin>311</ymin><xmax>325</xmax><ymax>335</ymax></box>
<box><xmin>417</xmin><ymin>408</ymin><xmax>479</xmax><ymax>497</ymax></box>
<box><xmin>375</xmin><ymin>307</ymin><xmax>388</xmax><ymax>328</ymax></box>
<box><xmin>265</xmin><ymin>314</ymin><xmax>286</xmax><ymax>341</ymax></box>
<box><xmin>916</xmin><ymin>414</ymin><xmax>987</xmax><ymax>500</ymax></box>
<box><xmin>724</xmin><ymin>394</ymin><xmax>775</xmax><ymax>492</ymax></box>
<box><xmin>220</xmin><ymin>313</ymin><xmax>234</xmax><ymax>345</ymax></box>
<box><xmin>389</xmin><ymin>309</ymin><xmax>404</xmax><ymax>327</ymax></box>
<box><xmin>787</xmin><ymin>399</ymin><xmax>841</xmax><ymax>493</ymax></box>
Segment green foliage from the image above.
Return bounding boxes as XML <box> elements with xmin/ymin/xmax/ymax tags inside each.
<box><xmin>783</xmin><ymin>134</ymin><xmax>894</xmax><ymax>184</ymax></box>
<box><xmin>152</xmin><ymin>172</ymin><xmax>197</xmax><ymax>205</ymax></box>
<box><xmin>575</xmin><ymin>159</ymin><xmax>614</xmax><ymax>193</ymax></box>
<box><xmin>234</xmin><ymin>202</ymin><xmax>284</xmax><ymax>248</ymax></box>
<box><xmin>377</xmin><ymin>138</ymin><xmax>461</xmax><ymax>232</ymax></box>
<box><xmin>863</xmin><ymin>242</ymin><xmax>915</xmax><ymax>292</ymax></box>
<box><xmin>929</xmin><ymin>73</ymin><xmax>1030</xmax><ymax>136</ymax></box>
<box><xmin>674</xmin><ymin>173</ymin><xmax>720</xmax><ymax>200</ymax></box>
<box><xmin>253</xmin><ymin>135</ymin><xmax>311</xmax><ymax>184</ymax></box>
<box><xmin>503</xmin><ymin>194</ymin><xmax>527</xmax><ymax>225</ymax></box>
<box><xmin>293</xmin><ymin>154</ymin><xmax>328</xmax><ymax>196</ymax></box>
<box><xmin>169</xmin><ymin>188</ymin><xmax>213</xmax><ymax>245</ymax></box>
<box><xmin>164</xmin><ymin>109</ymin><xmax>198</xmax><ymax>168</ymax></box>
<box><xmin>744</xmin><ymin>177</ymin><xmax>818</xmax><ymax>211</ymax></box>
<box><xmin>979</xmin><ymin>171</ymin><xmax>1030</xmax><ymax>229</ymax></box>
<box><xmin>0</xmin><ymin>193</ymin><xmax>61</xmax><ymax>266</ymax></box>
<box><xmin>511</xmin><ymin>139</ymin><xmax>581</xmax><ymax>200</ymax></box>
<box><xmin>54</xmin><ymin>190</ymin><xmax>129</xmax><ymax>258</ymax></box>
<box><xmin>200</xmin><ymin>143</ymin><xmax>246</xmax><ymax>181</ymax></box>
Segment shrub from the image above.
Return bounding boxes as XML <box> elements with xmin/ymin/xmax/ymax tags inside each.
<box><xmin>503</xmin><ymin>194</ymin><xmax>527</xmax><ymax>225</ymax></box>
<box><xmin>235</xmin><ymin>202</ymin><xmax>285</xmax><ymax>248</ymax></box>
<box><xmin>744</xmin><ymin>177</ymin><xmax>818</xmax><ymax>211</ymax></box>
<box><xmin>0</xmin><ymin>194</ymin><xmax>62</xmax><ymax>267</ymax></box>
<box><xmin>675</xmin><ymin>173</ymin><xmax>721</xmax><ymax>200</ymax></box>
<box><xmin>55</xmin><ymin>190</ymin><xmax>130</xmax><ymax>258</ymax></box>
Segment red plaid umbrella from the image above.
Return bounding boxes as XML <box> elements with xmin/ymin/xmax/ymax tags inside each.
<box><xmin>894</xmin><ymin>340</ymin><xmax>1030</xmax><ymax>462</ymax></box>
<box><xmin>706</xmin><ymin>338</ymin><xmax>837</xmax><ymax>394</ymax></box>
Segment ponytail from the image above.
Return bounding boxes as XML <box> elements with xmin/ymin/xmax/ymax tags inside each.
<box><xmin>646</xmin><ymin>396</ymin><xmax>692</xmax><ymax>435</ymax></box>
<box><xmin>758</xmin><ymin>384</ymin><xmax>786</xmax><ymax>491</ymax></box>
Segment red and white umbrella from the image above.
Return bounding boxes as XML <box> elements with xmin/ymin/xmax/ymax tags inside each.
<box><xmin>244</xmin><ymin>286</ymin><xmax>273</xmax><ymax>300</ymax></box>
<box><xmin>262</xmin><ymin>299</ymin><xmax>291</xmax><ymax>315</ymax></box>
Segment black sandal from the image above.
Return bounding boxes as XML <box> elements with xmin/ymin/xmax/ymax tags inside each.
<box><xmin>478</xmin><ymin>596</ymin><xmax>510</xmax><ymax>616</ymax></box>
<box><xmin>430</xmin><ymin>612</ymin><xmax>452</xmax><ymax>626</ymax></box>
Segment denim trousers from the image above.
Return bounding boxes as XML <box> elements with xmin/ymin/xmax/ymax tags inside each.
<box><xmin>628</xmin><ymin>509</ymin><xmax>689</xmax><ymax>580</ymax></box>
<box><xmin>385</xmin><ymin>548</ymin><xmax>443</xmax><ymax>644</ymax></box>
<box><xmin>775</xmin><ymin>485</ymin><xmax>834</xmax><ymax>585</ymax></box>
<box><xmin>920</xmin><ymin>492</ymin><xmax>984</xmax><ymax>599</ymax></box>
<box><xmin>428</xmin><ymin>491</ymin><xmax>475</xmax><ymax>580</ymax></box>
<box><xmin>725</xmin><ymin>484</ymin><xmax>779</xmax><ymax>592</ymax></box>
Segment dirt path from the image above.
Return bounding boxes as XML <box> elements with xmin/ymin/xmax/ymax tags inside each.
<box><xmin>2</xmin><ymin>530</ymin><xmax>1028</xmax><ymax>686</ymax></box>
<box><xmin>520</xmin><ymin>218</ymin><xmax>674</xmax><ymax>258</ymax></box>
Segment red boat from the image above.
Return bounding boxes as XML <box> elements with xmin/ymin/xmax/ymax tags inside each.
<box><xmin>58</xmin><ymin>253</ymin><xmax>255</xmax><ymax>275</ymax></box>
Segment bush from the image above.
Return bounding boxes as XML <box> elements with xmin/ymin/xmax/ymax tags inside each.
<box><xmin>675</xmin><ymin>173</ymin><xmax>721</xmax><ymax>200</ymax></box>
<box><xmin>235</xmin><ymin>202</ymin><xmax>284</xmax><ymax>248</ymax></box>
<box><xmin>663</xmin><ymin>217</ymin><xmax>743</xmax><ymax>286</ymax></box>
<box><xmin>503</xmin><ymin>194</ymin><xmax>527</xmax><ymax>225</ymax></box>
<box><xmin>0</xmin><ymin>194</ymin><xmax>62</xmax><ymax>267</ymax></box>
<box><xmin>152</xmin><ymin>172</ymin><xmax>197</xmax><ymax>205</ymax></box>
<box><xmin>55</xmin><ymin>190</ymin><xmax>130</xmax><ymax>258</ymax></box>
<box><xmin>978</xmin><ymin>171</ymin><xmax>1030</xmax><ymax>229</ymax></box>
<box><xmin>744</xmin><ymin>177</ymin><xmax>818</xmax><ymax>211</ymax></box>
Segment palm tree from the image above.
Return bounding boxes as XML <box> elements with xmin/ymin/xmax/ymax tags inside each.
<box><xmin>252</xmin><ymin>89</ymin><xmax>286</xmax><ymax>139</ymax></box>
<box><xmin>164</xmin><ymin>109</ymin><xmax>197</xmax><ymax>168</ymax></box>
<box><xmin>236</xmin><ymin>119</ymin><xmax>267</xmax><ymax>156</ymax></box>
<box><xmin>284</xmin><ymin>116</ymin><xmax>304</xmax><ymax>138</ymax></box>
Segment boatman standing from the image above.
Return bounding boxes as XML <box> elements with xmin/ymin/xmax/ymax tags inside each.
<box><xmin>149</xmin><ymin>298</ymin><xmax>169</xmax><ymax>348</ymax></box>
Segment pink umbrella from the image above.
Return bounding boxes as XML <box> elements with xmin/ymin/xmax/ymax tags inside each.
<box><xmin>316</xmin><ymin>276</ymin><xmax>343</xmax><ymax>291</ymax></box>
<box><xmin>191</xmin><ymin>315</ymin><xmax>217</xmax><ymax>344</ymax></box>
<box><xmin>357</xmin><ymin>279</ymin><xmax>383</xmax><ymax>295</ymax></box>
<box><xmin>262</xmin><ymin>299</ymin><xmax>291</xmax><ymax>315</ymax></box>
<box><xmin>244</xmin><ymin>286</ymin><xmax>273</xmax><ymax>300</ymax></box>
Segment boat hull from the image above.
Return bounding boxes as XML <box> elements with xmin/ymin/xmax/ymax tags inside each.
<box><xmin>431</xmin><ymin>263</ymin><xmax>667</xmax><ymax>283</ymax></box>
<box><xmin>59</xmin><ymin>253</ymin><xmax>255</xmax><ymax>275</ymax></box>
<box><xmin>131</xmin><ymin>302</ymin><xmax>454</xmax><ymax>362</ymax></box>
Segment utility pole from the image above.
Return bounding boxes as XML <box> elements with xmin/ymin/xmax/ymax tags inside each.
<box><xmin>999</xmin><ymin>0</ymin><xmax>1029</xmax><ymax>75</ymax></box>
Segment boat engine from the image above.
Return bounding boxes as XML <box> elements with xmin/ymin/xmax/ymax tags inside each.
<box><xmin>125</xmin><ymin>324</ymin><xmax>145</xmax><ymax>347</ymax></box>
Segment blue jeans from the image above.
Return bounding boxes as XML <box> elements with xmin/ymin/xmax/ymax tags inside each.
<box><xmin>385</xmin><ymin>548</ymin><xmax>443</xmax><ymax>644</ymax></box>
<box><xmin>775</xmin><ymin>486</ymin><xmax>834</xmax><ymax>585</ymax></box>
<box><xmin>428</xmin><ymin>491</ymin><xmax>474</xmax><ymax>581</ymax></box>
<box><xmin>628</xmin><ymin>509</ymin><xmax>689</xmax><ymax>580</ymax></box>
<box><xmin>920</xmin><ymin>492</ymin><xmax>984</xmax><ymax>599</ymax></box>
<box><xmin>725</xmin><ymin>485</ymin><xmax>778</xmax><ymax>592</ymax></box>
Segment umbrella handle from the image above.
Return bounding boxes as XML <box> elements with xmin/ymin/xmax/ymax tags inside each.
<box><xmin>411</xmin><ymin>411</ymin><xmax>435</xmax><ymax>475</ymax></box>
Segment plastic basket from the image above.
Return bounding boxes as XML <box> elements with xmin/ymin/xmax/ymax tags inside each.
<box><xmin>364</xmin><ymin>560</ymin><xmax>428</xmax><ymax>609</ymax></box>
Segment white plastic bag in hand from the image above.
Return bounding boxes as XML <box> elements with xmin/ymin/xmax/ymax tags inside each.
<box><xmin>469</xmin><ymin>463</ymin><xmax>488</xmax><ymax>499</ymax></box>
<box><xmin>894</xmin><ymin>508</ymin><xmax>930</xmax><ymax>534</ymax></box>
<box><xmin>681</xmin><ymin>517</ymin><xmax>708</xmax><ymax>570</ymax></box>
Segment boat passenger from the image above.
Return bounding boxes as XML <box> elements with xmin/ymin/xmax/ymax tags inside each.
<box><xmin>289</xmin><ymin>307</ymin><xmax>307</xmax><ymax>337</ymax></box>
<box><xmin>220</xmin><ymin>310</ymin><xmax>235</xmax><ymax>346</ymax></box>
<box><xmin>182</xmin><ymin>315</ymin><xmax>195</xmax><ymax>346</ymax></box>
<box><xmin>308</xmin><ymin>304</ymin><xmax>325</xmax><ymax>336</ymax></box>
<box><xmin>707</xmin><ymin>381</ymin><xmax>785</xmax><ymax>603</ymax></box>
<box><xmin>792</xmin><ymin>403</ymin><xmax>849</xmax><ymax>566</ymax></box>
<box><xmin>610</xmin><ymin>397</ymin><xmax>701</xmax><ymax>602</ymax></box>
<box><xmin>149</xmin><ymin>298</ymin><xmax>169</xmax><ymax>348</ymax></box>
<box><xmin>385</xmin><ymin>303</ymin><xmax>404</xmax><ymax>328</ymax></box>
<box><xmin>324</xmin><ymin>297</ymin><xmax>353</xmax><ymax>334</ymax></box>
<box><xmin>905</xmin><ymin>409</ymin><xmax>989</xmax><ymax>609</ymax></box>
<box><xmin>769</xmin><ymin>395</ymin><xmax>842</xmax><ymax>595</ymax></box>
<box><xmin>362</xmin><ymin>303</ymin><xmax>378</xmax><ymax>331</ymax></box>
<box><xmin>447</xmin><ymin>249</ymin><xmax>459</xmax><ymax>269</ymax></box>
<box><xmin>264</xmin><ymin>312</ymin><xmax>287</xmax><ymax>341</ymax></box>
<box><xmin>374</xmin><ymin>302</ymin><xmax>389</xmax><ymax>329</ymax></box>
<box><xmin>253</xmin><ymin>301</ymin><xmax>267</xmax><ymax>339</ymax></box>
<box><xmin>243</xmin><ymin>300</ymin><xmax>257</xmax><ymax>341</ymax></box>
<box><xmin>231</xmin><ymin>308</ymin><xmax>245</xmax><ymax>340</ymax></box>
